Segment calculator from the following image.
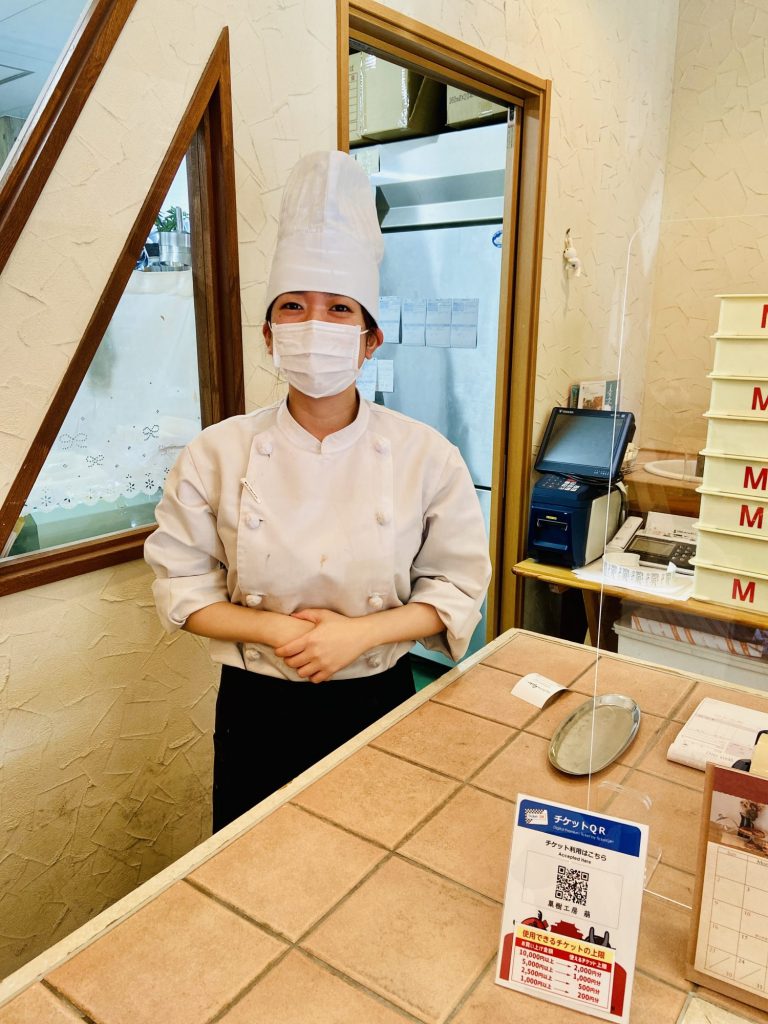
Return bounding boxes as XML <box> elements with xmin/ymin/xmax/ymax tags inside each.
<box><xmin>624</xmin><ymin>532</ymin><xmax>696</xmax><ymax>574</ymax></box>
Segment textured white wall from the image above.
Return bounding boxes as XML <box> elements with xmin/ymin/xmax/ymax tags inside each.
<box><xmin>383</xmin><ymin>0</ymin><xmax>679</xmax><ymax>445</ymax></box>
<box><xmin>641</xmin><ymin>0</ymin><xmax>768</xmax><ymax>454</ymax></box>
<box><xmin>0</xmin><ymin>0</ymin><xmax>336</xmax><ymax>978</ymax></box>
<box><xmin>0</xmin><ymin>0</ymin><xmax>681</xmax><ymax>980</ymax></box>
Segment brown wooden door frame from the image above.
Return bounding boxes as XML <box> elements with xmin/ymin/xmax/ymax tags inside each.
<box><xmin>338</xmin><ymin>0</ymin><xmax>551</xmax><ymax>634</ymax></box>
<box><xmin>0</xmin><ymin>29</ymin><xmax>243</xmax><ymax>597</ymax></box>
<box><xmin>0</xmin><ymin>0</ymin><xmax>139</xmax><ymax>275</ymax></box>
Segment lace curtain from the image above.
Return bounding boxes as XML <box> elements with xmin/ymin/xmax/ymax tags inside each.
<box><xmin>24</xmin><ymin>270</ymin><xmax>201</xmax><ymax>515</ymax></box>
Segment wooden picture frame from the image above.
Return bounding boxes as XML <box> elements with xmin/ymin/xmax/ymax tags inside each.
<box><xmin>0</xmin><ymin>28</ymin><xmax>243</xmax><ymax>596</ymax></box>
<box><xmin>686</xmin><ymin>762</ymin><xmax>768</xmax><ymax>1013</ymax></box>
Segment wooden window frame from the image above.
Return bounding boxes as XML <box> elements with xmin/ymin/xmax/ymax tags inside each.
<box><xmin>339</xmin><ymin>0</ymin><xmax>551</xmax><ymax>633</ymax></box>
<box><xmin>0</xmin><ymin>28</ymin><xmax>243</xmax><ymax>597</ymax></box>
<box><xmin>0</xmin><ymin>0</ymin><xmax>139</xmax><ymax>276</ymax></box>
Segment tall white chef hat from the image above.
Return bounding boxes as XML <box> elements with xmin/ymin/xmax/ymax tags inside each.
<box><xmin>266</xmin><ymin>150</ymin><xmax>384</xmax><ymax>322</ymax></box>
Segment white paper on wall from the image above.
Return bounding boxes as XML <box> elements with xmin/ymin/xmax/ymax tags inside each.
<box><xmin>377</xmin><ymin>359</ymin><xmax>394</xmax><ymax>392</ymax></box>
<box><xmin>358</xmin><ymin>357</ymin><xmax>378</xmax><ymax>401</ymax></box>
<box><xmin>378</xmin><ymin>295</ymin><xmax>401</xmax><ymax>344</ymax></box>
<box><xmin>450</xmin><ymin>297</ymin><xmax>479</xmax><ymax>348</ymax></box>
<box><xmin>426</xmin><ymin>298</ymin><xmax>452</xmax><ymax>347</ymax></box>
<box><xmin>401</xmin><ymin>298</ymin><xmax>427</xmax><ymax>345</ymax></box>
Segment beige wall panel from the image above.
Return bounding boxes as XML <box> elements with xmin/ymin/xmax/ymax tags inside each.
<box><xmin>384</xmin><ymin>0</ymin><xmax>679</xmax><ymax>447</ymax></box>
<box><xmin>642</xmin><ymin>0</ymin><xmax>768</xmax><ymax>453</ymax></box>
<box><xmin>0</xmin><ymin>0</ymin><xmax>336</xmax><ymax>979</ymax></box>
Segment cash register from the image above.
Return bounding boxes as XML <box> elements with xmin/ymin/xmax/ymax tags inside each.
<box><xmin>528</xmin><ymin>407</ymin><xmax>636</xmax><ymax>568</ymax></box>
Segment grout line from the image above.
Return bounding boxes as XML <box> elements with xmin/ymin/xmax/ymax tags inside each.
<box><xmin>444</xmin><ymin>951</ymin><xmax>497</xmax><ymax>1023</ymax></box>
<box><xmin>296</xmin><ymin>948</ymin><xmax>428</xmax><ymax>1023</ymax></box>
<box><xmin>204</xmin><ymin>944</ymin><xmax>293</xmax><ymax>1024</ymax></box>
<box><xmin>182</xmin><ymin>877</ymin><xmax>298</xmax><ymax>947</ymax></box>
<box><xmin>40</xmin><ymin>978</ymin><xmax>99</xmax><ymax>1022</ymax></box>
<box><xmin>389</xmin><ymin>851</ymin><xmax>503</xmax><ymax>908</ymax></box>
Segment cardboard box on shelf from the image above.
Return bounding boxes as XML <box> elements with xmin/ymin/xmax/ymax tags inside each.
<box><xmin>350</xmin><ymin>52</ymin><xmax>444</xmax><ymax>143</ymax></box>
<box><xmin>446</xmin><ymin>86</ymin><xmax>506</xmax><ymax>127</ymax></box>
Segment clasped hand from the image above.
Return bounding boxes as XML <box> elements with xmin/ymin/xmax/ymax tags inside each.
<box><xmin>274</xmin><ymin>608</ymin><xmax>373</xmax><ymax>683</ymax></box>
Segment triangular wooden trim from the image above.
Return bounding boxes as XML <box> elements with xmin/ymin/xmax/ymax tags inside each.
<box><xmin>0</xmin><ymin>0</ymin><xmax>139</xmax><ymax>274</ymax></box>
<box><xmin>0</xmin><ymin>28</ymin><xmax>243</xmax><ymax>595</ymax></box>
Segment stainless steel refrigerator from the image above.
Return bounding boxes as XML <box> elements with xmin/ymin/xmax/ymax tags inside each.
<box><xmin>360</xmin><ymin>120</ymin><xmax>511</xmax><ymax>664</ymax></box>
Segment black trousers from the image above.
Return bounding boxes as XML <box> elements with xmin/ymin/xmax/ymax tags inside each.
<box><xmin>212</xmin><ymin>654</ymin><xmax>415</xmax><ymax>832</ymax></box>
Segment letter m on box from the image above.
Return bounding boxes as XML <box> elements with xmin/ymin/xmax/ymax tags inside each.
<box><xmin>744</xmin><ymin>466</ymin><xmax>768</xmax><ymax>491</ymax></box>
<box><xmin>732</xmin><ymin>578</ymin><xmax>756</xmax><ymax>603</ymax></box>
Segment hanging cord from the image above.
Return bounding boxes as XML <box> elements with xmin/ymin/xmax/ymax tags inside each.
<box><xmin>586</xmin><ymin>224</ymin><xmax>641</xmax><ymax>812</ymax></box>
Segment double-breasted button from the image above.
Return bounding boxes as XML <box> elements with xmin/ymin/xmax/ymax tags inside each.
<box><xmin>257</xmin><ymin>440</ymin><xmax>273</xmax><ymax>456</ymax></box>
<box><xmin>374</xmin><ymin>437</ymin><xmax>388</xmax><ymax>454</ymax></box>
<box><xmin>245</xmin><ymin>594</ymin><xmax>262</xmax><ymax>607</ymax></box>
<box><xmin>375</xmin><ymin>510</ymin><xmax>390</xmax><ymax>526</ymax></box>
<box><xmin>368</xmin><ymin>593</ymin><xmax>384</xmax><ymax>610</ymax></box>
<box><xmin>367</xmin><ymin>653</ymin><xmax>382</xmax><ymax>669</ymax></box>
<box><xmin>245</xmin><ymin>647</ymin><xmax>262</xmax><ymax>663</ymax></box>
<box><xmin>245</xmin><ymin>513</ymin><xmax>261</xmax><ymax>529</ymax></box>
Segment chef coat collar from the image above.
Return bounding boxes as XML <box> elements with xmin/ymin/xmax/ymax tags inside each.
<box><xmin>276</xmin><ymin>395</ymin><xmax>370</xmax><ymax>453</ymax></box>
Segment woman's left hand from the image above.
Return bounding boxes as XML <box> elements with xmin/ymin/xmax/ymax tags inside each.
<box><xmin>274</xmin><ymin>608</ymin><xmax>372</xmax><ymax>683</ymax></box>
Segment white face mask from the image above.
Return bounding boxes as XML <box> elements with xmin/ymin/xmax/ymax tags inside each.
<box><xmin>270</xmin><ymin>320</ymin><xmax>364</xmax><ymax>398</ymax></box>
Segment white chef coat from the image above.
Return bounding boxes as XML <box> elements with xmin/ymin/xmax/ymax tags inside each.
<box><xmin>144</xmin><ymin>397</ymin><xmax>491</xmax><ymax>680</ymax></box>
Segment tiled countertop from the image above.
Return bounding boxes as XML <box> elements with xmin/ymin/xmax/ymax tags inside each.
<box><xmin>1</xmin><ymin>630</ymin><xmax>766</xmax><ymax>1024</ymax></box>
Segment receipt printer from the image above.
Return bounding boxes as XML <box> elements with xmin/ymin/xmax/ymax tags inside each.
<box><xmin>528</xmin><ymin>475</ymin><xmax>622</xmax><ymax>568</ymax></box>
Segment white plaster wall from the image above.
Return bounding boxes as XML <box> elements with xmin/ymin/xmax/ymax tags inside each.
<box><xmin>0</xmin><ymin>0</ymin><xmax>681</xmax><ymax>979</ymax></box>
<box><xmin>0</xmin><ymin>0</ymin><xmax>337</xmax><ymax>978</ymax></box>
<box><xmin>384</xmin><ymin>0</ymin><xmax>679</xmax><ymax>446</ymax></box>
<box><xmin>641</xmin><ymin>0</ymin><xmax>768</xmax><ymax>454</ymax></box>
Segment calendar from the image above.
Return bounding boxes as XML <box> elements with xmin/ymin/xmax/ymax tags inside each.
<box><xmin>687</xmin><ymin>764</ymin><xmax>768</xmax><ymax>1014</ymax></box>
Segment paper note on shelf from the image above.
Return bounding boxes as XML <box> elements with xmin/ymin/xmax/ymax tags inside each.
<box><xmin>401</xmin><ymin>299</ymin><xmax>427</xmax><ymax>346</ymax></box>
<box><xmin>376</xmin><ymin>359</ymin><xmax>394</xmax><ymax>393</ymax></box>
<box><xmin>450</xmin><ymin>298</ymin><xmax>479</xmax><ymax>348</ymax></box>
<box><xmin>666</xmin><ymin>698</ymin><xmax>768</xmax><ymax>772</ymax></box>
<box><xmin>425</xmin><ymin>298</ymin><xmax>452</xmax><ymax>347</ymax></box>
<box><xmin>573</xmin><ymin>556</ymin><xmax>694</xmax><ymax>601</ymax></box>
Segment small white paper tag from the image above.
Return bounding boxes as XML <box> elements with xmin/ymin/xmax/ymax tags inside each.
<box><xmin>511</xmin><ymin>672</ymin><xmax>565</xmax><ymax>708</ymax></box>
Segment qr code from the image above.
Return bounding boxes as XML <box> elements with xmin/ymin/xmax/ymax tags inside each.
<box><xmin>555</xmin><ymin>865</ymin><xmax>590</xmax><ymax>906</ymax></box>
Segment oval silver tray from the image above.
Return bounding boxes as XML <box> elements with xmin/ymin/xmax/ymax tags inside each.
<box><xmin>548</xmin><ymin>694</ymin><xmax>641</xmax><ymax>776</ymax></box>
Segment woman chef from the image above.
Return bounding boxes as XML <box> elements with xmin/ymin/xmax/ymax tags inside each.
<box><xmin>145</xmin><ymin>151</ymin><xmax>492</xmax><ymax>831</ymax></box>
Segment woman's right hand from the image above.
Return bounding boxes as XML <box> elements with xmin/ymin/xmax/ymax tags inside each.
<box><xmin>184</xmin><ymin>602</ymin><xmax>315</xmax><ymax>649</ymax></box>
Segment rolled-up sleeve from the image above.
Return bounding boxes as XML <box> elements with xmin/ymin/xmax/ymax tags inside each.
<box><xmin>409</xmin><ymin>448</ymin><xmax>492</xmax><ymax>661</ymax></box>
<box><xmin>144</xmin><ymin>447</ymin><xmax>230</xmax><ymax>632</ymax></box>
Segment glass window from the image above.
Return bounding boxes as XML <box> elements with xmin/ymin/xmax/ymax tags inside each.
<box><xmin>0</xmin><ymin>0</ymin><xmax>90</xmax><ymax>176</ymax></box>
<box><xmin>2</xmin><ymin>158</ymin><xmax>201</xmax><ymax>558</ymax></box>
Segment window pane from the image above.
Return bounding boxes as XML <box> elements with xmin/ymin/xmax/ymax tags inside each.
<box><xmin>2</xmin><ymin>159</ymin><xmax>201</xmax><ymax>558</ymax></box>
<box><xmin>0</xmin><ymin>0</ymin><xmax>91</xmax><ymax>176</ymax></box>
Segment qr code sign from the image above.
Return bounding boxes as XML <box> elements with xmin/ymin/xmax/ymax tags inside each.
<box><xmin>555</xmin><ymin>864</ymin><xmax>590</xmax><ymax>906</ymax></box>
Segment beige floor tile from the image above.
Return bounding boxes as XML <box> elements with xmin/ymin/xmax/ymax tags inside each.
<box><xmin>0</xmin><ymin>985</ymin><xmax>82</xmax><ymax>1023</ymax></box>
<box><xmin>302</xmin><ymin>857</ymin><xmax>500</xmax><ymax>1024</ymax></box>
<box><xmin>293</xmin><ymin>746</ymin><xmax>459</xmax><ymax>848</ymax></box>
<box><xmin>47</xmin><ymin>882</ymin><xmax>286</xmax><ymax>1024</ymax></box>
<box><xmin>482</xmin><ymin>633</ymin><xmax>595</xmax><ymax>684</ymax></box>
<box><xmin>452</xmin><ymin>966</ymin><xmax>687</xmax><ymax>1024</ymax></box>
<box><xmin>432</xmin><ymin>664</ymin><xmax>539</xmax><ymax>729</ymax></box>
<box><xmin>645</xmin><ymin>862</ymin><xmax>696</xmax><ymax>907</ymax></box>
<box><xmin>472</xmin><ymin>730</ymin><xmax>627</xmax><ymax>806</ymax></box>
<box><xmin>371</xmin><ymin>702</ymin><xmax>513</xmax><ymax>780</ymax></box>
<box><xmin>399</xmin><ymin>786</ymin><xmax>514</xmax><ymax>902</ymax></box>
<box><xmin>621</xmin><ymin>769</ymin><xmax>704</xmax><ymax>873</ymax></box>
<box><xmin>673</xmin><ymin>682</ymin><xmax>768</xmax><ymax>723</ymax></box>
<box><xmin>190</xmin><ymin>804</ymin><xmax>385</xmax><ymax>941</ymax></box>
<box><xmin>219</xmin><ymin>949</ymin><xmax>410</xmax><ymax>1023</ymax></box>
<box><xmin>636</xmin><ymin>890</ymin><xmax>693</xmax><ymax>990</ymax></box>
<box><xmin>634</xmin><ymin>720</ymin><xmax>706</xmax><ymax>790</ymax></box>
<box><xmin>571</xmin><ymin>656</ymin><xmax>696</xmax><ymax>718</ymax></box>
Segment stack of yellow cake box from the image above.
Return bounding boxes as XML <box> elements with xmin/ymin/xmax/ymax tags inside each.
<box><xmin>693</xmin><ymin>294</ymin><xmax>768</xmax><ymax>615</ymax></box>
